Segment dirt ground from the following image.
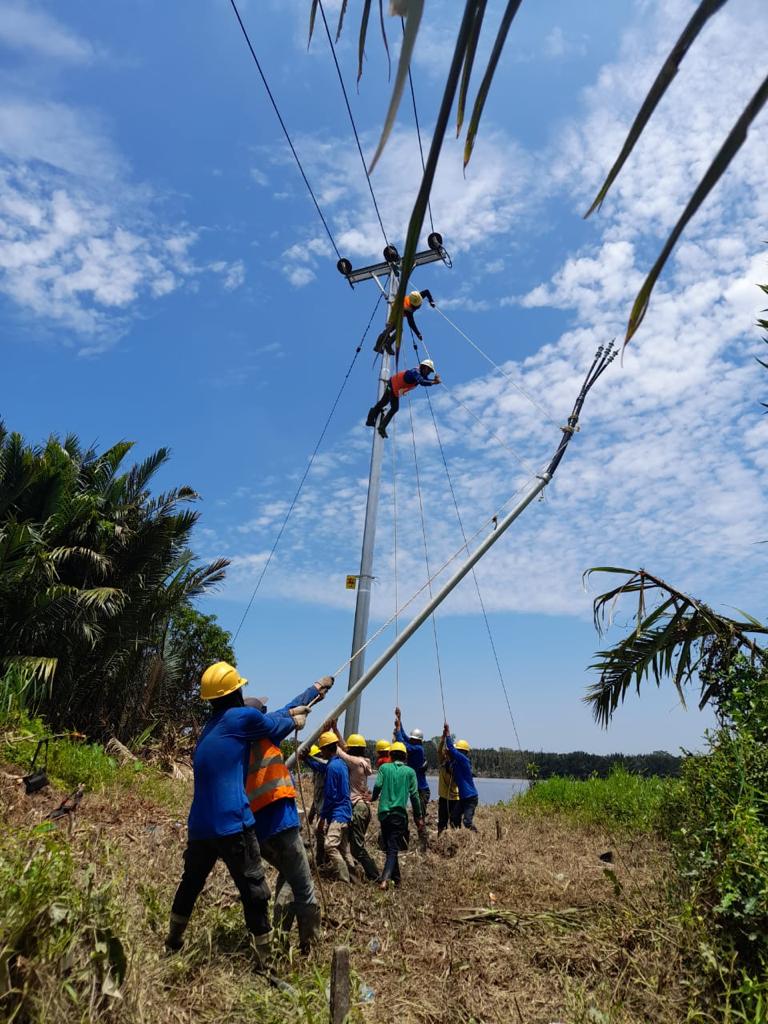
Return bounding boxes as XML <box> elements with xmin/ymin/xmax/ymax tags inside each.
<box><xmin>1</xmin><ymin>771</ymin><xmax>689</xmax><ymax>1024</ymax></box>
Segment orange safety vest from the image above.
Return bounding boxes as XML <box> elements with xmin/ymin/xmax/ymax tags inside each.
<box><xmin>246</xmin><ymin>738</ymin><xmax>296</xmax><ymax>813</ymax></box>
<box><xmin>390</xmin><ymin>370</ymin><xmax>418</xmax><ymax>398</ymax></box>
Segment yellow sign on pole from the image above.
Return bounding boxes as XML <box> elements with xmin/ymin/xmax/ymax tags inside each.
<box><xmin>345</xmin><ymin>575</ymin><xmax>357</xmax><ymax>590</ymax></box>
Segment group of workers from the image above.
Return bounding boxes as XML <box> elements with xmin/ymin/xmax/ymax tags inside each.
<box><xmin>366</xmin><ymin>289</ymin><xmax>442</xmax><ymax>439</ymax></box>
<box><xmin>167</xmin><ymin>662</ymin><xmax>478</xmax><ymax>969</ymax></box>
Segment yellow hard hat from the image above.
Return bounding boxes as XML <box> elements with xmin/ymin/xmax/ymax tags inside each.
<box><xmin>318</xmin><ymin>730</ymin><xmax>339</xmax><ymax>748</ymax></box>
<box><xmin>390</xmin><ymin>741</ymin><xmax>407</xmax><ymax>755</ymax></box>
<box><xmin>408</xmin><ymin>290</ymin><xmax>423</xmax><ymax>308</ymax></box>
<box><xmin>375</xmin><ymin>739</ymin><xmax>391</xmax><ymax>753</ymax></box>
<box><xmin>346</xmin><ymin>733</ymin><xmax>366</xmax><ymax>748</ymax></box>
<box><xmin>455</xmin><ymin>739</ymin><xmax>471</xmax><ymax>752</ymax></box>
<box><xmin>200</xmin><ymin>661</ymin><xmax>247</xmax><ymax>701</ymax></box>
<box><xmin>309</xmin><ymin>744</ymin><xmax>321</xmax><ymax>757</ymax></box>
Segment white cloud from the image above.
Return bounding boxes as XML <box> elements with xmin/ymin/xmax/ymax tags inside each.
<box><xmin>218</xmin><ymin>0</ymin><xmax>768</xmax><ymax>632</ymax></box>
<box><xmin>0</xmin><ymin>2</ymin><xmax>95</xmax><ymax>62</ymax></box>
<box><xmin>543</xmin><ymin>26</ymin><xmax>587</xmax><ymax>59</ymax></box>
<box><xmin>0</xmin><ymin>94</ymin><xmax>246</xmax><ymax>346</ymax></box>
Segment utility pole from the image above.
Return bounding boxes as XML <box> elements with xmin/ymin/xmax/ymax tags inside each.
<box><xmin>336</xmin><ymin>236</ymin><xmax>450</xmax><ymax>737</ymax></box>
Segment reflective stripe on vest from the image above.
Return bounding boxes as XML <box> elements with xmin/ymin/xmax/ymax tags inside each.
<box><xmin>390</xmin><ymin>370</ymin><xmax>417</xmax><ymax>398</ymax></box>
<box><xmin>246</xmin><ymin>738</ymin><xmax>296</xmax><ymax>812</ymax></box>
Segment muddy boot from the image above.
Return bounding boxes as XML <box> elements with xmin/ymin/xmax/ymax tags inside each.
<box><xmin>378</xmin><ymin>424</ymin><xmax>388</xmax><ymax>439</ymax></box>
<box><xmin>296</xmin><ymin>904</ymin><xmax>322</xmax><ymax>954</ymax></box>
<box><xmin>366</xmin><ymin>407</ymin><xmax>378</xmax><ymax>427</ymax></box>
<box><xmin>250</xmin><ymin>929</ymin><xmax>274</xmax><ymax>972</ymax></box>
<box><xmin>164</xmin><ymin>913</ymin><xmax>188</xmax><ymax>952</ymax></box>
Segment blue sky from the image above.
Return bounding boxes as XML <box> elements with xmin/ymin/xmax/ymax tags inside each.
<box><xmin>2</xmin><ymin>0</ymin><xmax>767</xmax><ymax>754</ymax></box>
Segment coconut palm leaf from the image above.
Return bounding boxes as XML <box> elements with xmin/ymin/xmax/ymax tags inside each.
<box><xmin>308</xmin><ymin>0</ymin><xmax>319</xmax><ymax>47</ymax></box>
<box><xmin>358</xmin><ymin>0</ymin><xmax>373</xmax><ymax>83</ymax></box>
<box><xmin>625</xmin><ymin>72</ymin><xmax>768</xmax><ymax>344</ymax></box>
<box><xmin>456</xmin><ymin>0</ymin><xmax>487</xmax><ymax>138</ymax></box>
<box><xmin>391</xmin><ymin>0</ymin><xmax>479</xmax><ymax>355</ymax></box>
<box><xmin>463</xmin><ymin>0</ymin><xmax>523</xmax><ymax>169</ymax></box>
<box><xmin>584</xmin><ymin>0</ymin><xmax>728</xmax><ymax>218</ymax></box>
<box><xmin>368</xmin><ymin>0</ymin><xmax>425</xmax><ymax>174</ymax></box>
<box><xmin>584</xmin><ymin>568</ymin><xmax>768</xmax><ymax>726</ymax></box>
<box><xmin>378</xmin><ymin>0</ymin><xmax>391</xmax><ymax>79</ymax></box>
<box><xmin>335</xmin><ymin>0</ymin><xmax>348</xmax><ymax>42</ymax></box>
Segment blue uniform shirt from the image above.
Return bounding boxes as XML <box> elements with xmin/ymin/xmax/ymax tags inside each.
<box><xmin>187</xmin><ymin>705</ymin><xmax>294</xmax><ymax>841</ymax></box>
<box><xmin>251</xmin><ymin>683</ymin><xmax>320</xmax><ymax>842</ymax></box>
<box><xmin>306</xmin><ymin>753</ymin><xmax>352</xmax><ymax>823</ymax></box>
<box><xmin>395</xmin><ymin>724</ymin><xmax>430</xmax><ymax>794</ymax></box>
<box><xmin>445</xmin><ymin>735</ymin><xmax>478</xmax><ymax>800</ymax></box>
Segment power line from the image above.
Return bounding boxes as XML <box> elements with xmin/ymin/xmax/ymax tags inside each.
<box><xmin>402</xmin><ymin>18</ymin><xmax>435</xmax><ymax>235</ymax></box>
<box><xmin>232</xmin><ymin>294</ymin><xmax>382</xmax><ymax>642</ymax></box>
<box><xmin>316</xmin><ymin>0</ymin><xmax>390</xmax><ymax>248</ymax></box>
<box><xmin>228</xmin><ymin>0</ymin><xmax>342</xmax><ymax>261</ymax></box>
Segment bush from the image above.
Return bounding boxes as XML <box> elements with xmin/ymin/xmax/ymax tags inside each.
<box><xmin>663</xmin><ymin>659</ymin><xmax>768</xmax><ymax>1018</ymax></box>
<box><xmin>518</xmin><ymin>766</ymin><xmax>672</xmax><ymax>832</ymax></box>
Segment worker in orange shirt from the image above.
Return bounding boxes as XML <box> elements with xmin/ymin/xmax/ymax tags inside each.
<box><xmin>374</xmin><ymin>289</ymin><xmax>435</xmax><ymax>355</ymax></box>
<box><xmin>366</xmin><ymin>359</ymin><xmax>441</xmax><ymax>439</ymax></box>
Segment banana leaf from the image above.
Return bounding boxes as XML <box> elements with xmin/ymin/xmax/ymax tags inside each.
<box><xmin>625</xmin><ymin>71</ymin><xmax>768</xmax><ymax>344</ymax></box>
<box><xmin>456</xmin><ymin>0</ymin><xmax>487</xmax><ymax>137</ymax></box>
<box><xmin>368</xmin><ymin>0</ymin><xmax>425</xmax><ymax>173</ymax></box>
<box><xmin>463</xmin><ymin>0</ymin><xmax>524</xmax><ymax>169</ymax></box>
<box><xmin>585</xmin><ymin>0</ymin><xmax>728</xmax><ymax>217</ymax></box>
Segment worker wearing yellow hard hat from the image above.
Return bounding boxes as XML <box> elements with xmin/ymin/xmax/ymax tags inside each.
<box><xmin>373</xmin><ymin>288</ymin><xmax>436</xmax><ymax>355</ymax></box>
<box><xmin>375</xmin><ymin>738</ymin><xmax>391</xmax><ymax>769</ymax></box>
<box><xmin>243</xmin><ymin>675</ymin><xmax>334</xmax><ymax>955</ymax></box>
<box><xmin>371</xmin><ymin>738</ymin><xmax>424</xmax><ymax>890</ymax></box>
<box><xmin>167</xmin><ymin>661</ymin><xmax>327</xmax><ymax>963</ymax></box>
<box><xmin>302</xmin><ymin>730</ymin><xmax>357</xmax><ymax>883</ymax></box>
<box><xmin>437</xmin><ymin>731</ymin><xmax>461</xmax><ymax>834</ymax></box>
<box><xmin>336</xmin><ymin>732</ymin><xmax>379</xmax><ymax>881</ymax></box>
<box><xmin>442</xmin><ymin>723</ymin><xmax>478</xmax><ymax>832</ymax></box>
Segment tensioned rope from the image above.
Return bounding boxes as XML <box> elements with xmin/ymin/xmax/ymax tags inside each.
<box><xmin>401</xmin><ymin>17</ymin><xmax>435</xmax><ymax>236</ymax></box>
<box><xmin>317</xmin><ymin>0</ymin><xmax>390</xmax><ymax>248</ymax></box>
<box><xmin>391</xmin><ymin>417</ymin><xmax>400</xmax><ymax>708</ymax></box>
<box><xmin>434</xmin><ymin>304</ymin><xmax>561</xmax><ymax>431</ymax></box>
<box><xmin>407</xmin><ymin>397</ymin><xmax>448</xmax><ymax>722</ymax></box>
<box><xmin>414</xmin><ymin>333</ymin><xmax>526</xmax><ymax>762</ymax></box>
<box><xmin>232</xmin><ymin>294</ymin><xmax>383</xmax><ymax>642</ymax></box>
<box><xmin>228</xmin><ymin>0</ymin><xmax>342</xmax><ymax>261</ymax></box>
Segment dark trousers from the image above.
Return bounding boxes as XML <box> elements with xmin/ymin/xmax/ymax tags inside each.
<box><xmin>459</xmin><ymin>796</ymin><xmax>479</xmax><ymax>831</ymax></box>
<box><xmin>374</xmin><ymin>324</ymin><xmax>396</xmax><ymax>354</ymax></box>
<box><xmin>171</xmin><ymin>825</ymin><xmax>271</xmax><ymax>936</ymax></box>
<box><xmin>349</xmin><ymin>801</ymin><xmax>379</xmax><ymax>880</ymax></box>
<box><xmin>369</xmin><ymin>384</ymin><xmax>399</xmax><ymax>430</ymax></box>
<box><xmin>438</xmin><ymin>796</ymin><xmax>461</xmax><ymax>833</ymax></box>
<box><xmin>379</xmin><ymin>811</ymin><xmax>408</xmax><ymax>884</ymax></box>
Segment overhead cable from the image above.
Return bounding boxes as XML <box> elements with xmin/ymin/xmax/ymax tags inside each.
<box><xmin>228</xmin><ymin>0</ymin><xmax>342</xmax><ymax>260</ymax></box>
<box><xmin>316</xmin><ymin>0</ymin><xmax>390</xmax><ymax>248</ymax></box>
<box><xmin>401</xmin><ymin>18</ymin><xmax>435</xmax><ymax>235</ymax></box>
<box><xmin>232</xmin><ymin>294</ymin><xmax>383</xmax><ymax>642</ymax></box>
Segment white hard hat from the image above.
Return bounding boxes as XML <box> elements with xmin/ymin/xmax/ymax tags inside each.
<box><xmin>409</xmin><ymin>727</ymin><xmax>424</xmax><ymax>741</ymax></box>
<box><xmin>419</xmin><ymin>359</ymin><xmax>435</xmax><ymax>373</ymax></box>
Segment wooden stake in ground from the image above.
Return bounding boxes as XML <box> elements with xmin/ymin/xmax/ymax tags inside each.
<box><xmin>330</xmin><ymin>945</ymin><xmax>351</xmax><ymax>1024</ymax></box>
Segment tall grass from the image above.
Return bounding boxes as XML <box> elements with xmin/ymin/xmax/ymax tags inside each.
<box><xmin>518</xmin><ymin>766</ymin><xmax>674</xmax><ymax>832</ymax></box>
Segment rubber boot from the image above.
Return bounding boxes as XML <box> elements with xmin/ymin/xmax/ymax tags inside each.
<box><xmin>164</xmin><ymin>913</ymin><xmax>188</xmax><ymax>952</ymax></box>
<box><xmin>296</xmin><ymin>903</ymin><xmax>322</xmax><ymax>954</ymax></box>
<box><xmin>250</xmin><ymin>929</ymin><xmax>274</xmax><ymax>972</ymax></box>
<box><xmin>366</xmin><ymin>408</ymin><xmax>378</xmax><ymax>428</ymax></box>
<box><xmin>378</xmin><ymin>424</ymin><xmax>388</xmax><ymax>439</ymax></box>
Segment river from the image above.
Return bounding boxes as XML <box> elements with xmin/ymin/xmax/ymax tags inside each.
<box><xmin>368</xmin><ymin>774</ymin><xmax>529</xmax><ymax>805</ymax></box>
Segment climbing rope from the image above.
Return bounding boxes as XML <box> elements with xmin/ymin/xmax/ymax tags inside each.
<box><xmin>410</xmin><ymin>327</ymin><xmax>525</xmax><ymax>756</ymax></box>
<box><xmin>434</xmin><ymin>305</ymin><xmax>562</xmax><ymax>431</ymax></box>
<box><xmin>407</xmin><ymin>398</ymin><xmax>448</xmax><ymax>723</ymax></box>
<box><xmin>391</xmin><ymin>417</ymin><xmax>400</xmax><ymax>708</ymax></box>
<box><xmin>233</xmin><ymin>294</ymin><xmax>383</xmax><ymax>642</ymax></box>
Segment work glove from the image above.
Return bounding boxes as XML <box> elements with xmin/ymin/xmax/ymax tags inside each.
<box><xmin>314</xmin><ymin>675</ymin><xmax>334</xmax><ymax>697</ymax></box>
<box><xmin>290</xmin><ymin>705</ymin><xmax>312</xmax><ymax>730</ymax></box>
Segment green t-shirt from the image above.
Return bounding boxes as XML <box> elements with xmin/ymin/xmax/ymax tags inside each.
<box><xmin>372</xmin><ymin>761</ymin><xmax>421</xmax><ymax>818</ymax></box>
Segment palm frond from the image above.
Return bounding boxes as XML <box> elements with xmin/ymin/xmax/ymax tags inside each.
<box><xmin>335</xmin><ymin>0</ymin><xmax>348</xmax><ymax>42</ymax></box>
<box><xmin>368</xmin><ymin>0</ymin><xmax>425</xmax><ymax>174</ymax></box>
<box><xmin>584</xmin><ymin>0</ymin><xmax>728</xmax><ymax>217</ymax></box>
<box><xmin>585</xmin><ymin>568</ymin><xmax>768</xmax><ymax>726</ymax></box>
<box><xmin>456</xmin><ymin>0</ymin><xmax>487</xmax><ymax>138</ymax></box>
<box><xmin>625</xmin><ymin>72</ymin><xmax>768</xmax><ymax>344</ymax></box>
<box><xmin>358</xmin><ymin>0</ymin><xmax>373</xmax><ymax>83</ymax></box>
<box><xmin>463</xmin><ymin>0</ymin><xmax>523</xmax><ymax>169</ymax></box>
